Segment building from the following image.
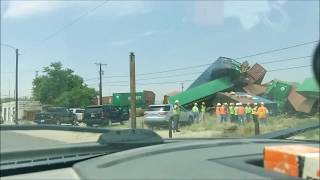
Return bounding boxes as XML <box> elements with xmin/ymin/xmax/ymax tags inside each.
<box><xmin>1</xmin><ymin>101</ymin><xmax>42</xmax><ymax>123</ymax></box>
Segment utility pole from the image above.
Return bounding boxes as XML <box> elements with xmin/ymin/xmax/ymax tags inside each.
<box><xmin>95</xmin><ymin>63</ymin><xmax>107</xmax><ymax>105</ymax></box>
<box><xmin>35</xmin><ymin>70</ymin><xmax>39</xmax><ymax>78</ymax></box>
<box><xmin>130</xmin><ymin>52</ymin><xmax>136</xmax><ymax>129</ymax></box>
<box><xmin>181</xmin><ymin>82</ymin><xmax>184</xmax><ymax>92</ymax></box>
<box><xmin>15</xmin><ymin>49</ymin><xmax>19</xmax><ymax>124</ymax></box>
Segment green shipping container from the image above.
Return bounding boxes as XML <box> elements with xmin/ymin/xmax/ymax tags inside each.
<box><xmin>265</xmin><ymin>81</ymin><xmax>292</xmax><ymax>110</ymax></box>
<box><xmin>297</xmin><ymin>77</ymin><xmax>320</xmax><ymax>98</ymax></box>
<box><xmin>112</xmin><ymin>91</ymin><xmax>155</xmax><ymax>108</ymax></box>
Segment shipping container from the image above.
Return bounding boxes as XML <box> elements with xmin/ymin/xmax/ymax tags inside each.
<box><xmin>112</xmin><ymin>91</ymin><xmax>155</xmax><ymax>109</ymax></box>
<box><xmin>246</xmin><ymin>63</ymin><xmax>267</xmax><ymax>84</ymax></box>
<box><xmin>265</xmin><ymin>81</ymin><xmax>292</xmax><ymax>110</ymax></box>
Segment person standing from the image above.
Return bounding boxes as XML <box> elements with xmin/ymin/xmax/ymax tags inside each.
<box><xmin>220</xmin><ymin>104</ymin><xmax>227</xmax><ymax>123</ymax></box>
<box><xmin>192</xmin><ymin>103</ymin><xmax>199</xmax><ymax>123</ymax></box>
<box><xmin>234</xmin><ymin>103</ymin><xmax>239</xmax><ymax>123</ymax></box>
<box><xmin>237</xmin><ymin>103</ymin><xmax>245</xmax><ymax>124</ymax></box>
<box><xmin>172</xmin><ymin>100</ymin><xmax>181</xmax><ymax>132</ymax></box>
<box><xmin>257</xmin><ymin>102</ymin><xmax>269</xmax><ymax>125</ymax></box>
<box><xmin>245</xmin><ymin>103</ymin><xmax>252</xmax><ymax>123</ymax></box>
<box><xmin>252</xmin><ymin>103</ymin><xmax>259</xmax><ymax>135</ymax></box>
<box><xmin>200</xmin><ymin>102</ymin><xmax>206</xmax><ymax>122</ymax></box>
<box><xmin>215</xmin><ymin>103</ymin><xmax>221</xmax><ymax>123</ymax></box>
<box><xmin>224</xmin><ymin>103</ymin><xmax>229</xmax><ymax>122</ymax></box>
<box><xmin>229</xmin><ymin>103</ymin><xmax>235</xmax><ymax>123</ymax></box>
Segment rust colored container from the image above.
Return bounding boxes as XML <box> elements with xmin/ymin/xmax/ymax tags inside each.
<box><xmin>247</xmin><ymin>63</ymin><xmax>267</xmax><ymax>84</ymax></box>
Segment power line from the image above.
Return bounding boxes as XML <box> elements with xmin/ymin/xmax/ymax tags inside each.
<box><xmin>84</xmin><ymin>54</ymin><xmax>313</xmax><ymax>82</ymax></box>
<box><xmin>234</xmin><ymin>40</ymin><xmax>318</xmax><ymax>60</ymax></box>
<box><xmin>39</xmin><ymin>1</ymin><xmax>108</xmax><ymax>44</ymax></box>
<box><xmin>267</xmin><ymin>65</ymin><xmax>311</xmax><ymax>72</ymax></box>
<box><xmin>260</xmin><ymin>56</ymin><xmax>311</xmax><ymax>65</ymax></box>
<box><xmin>98</xmin><ymin>64</ymin><xmax>312</xmax><ymax>87</ymax></box>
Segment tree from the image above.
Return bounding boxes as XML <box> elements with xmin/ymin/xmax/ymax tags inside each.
<box><xmin>32</xmin><ymin>62</ymin><xmax>97</xmax><ymax>107</ymax></box>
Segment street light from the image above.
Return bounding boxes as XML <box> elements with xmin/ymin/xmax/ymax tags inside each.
<box><xmin>1</xmin><ymin>43</ymin><xmax>19</xmax><ymax>124</ymax></box>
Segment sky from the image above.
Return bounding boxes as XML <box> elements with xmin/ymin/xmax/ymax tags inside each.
<box><xmin>1</xmin><ymin>0</ymin><xmax>319</xmax><ymax>103</ymax></box>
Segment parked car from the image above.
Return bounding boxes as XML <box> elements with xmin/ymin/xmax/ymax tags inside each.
<box><xmin>69</xmin><ymin>108</ymin><xmax>85</xmax><ymax>122</ymax></box>
<box><xmin>34</xmin><ymin>107</ymin><xmax>77</xmax><ymax>125</ymax></box>
<box><xmin>84</xmin><ymin>105</ymin><xmax>129</xmax><ymax>127</ymax></box>
<box><xmin>144</xmin><ymin>104</ymin><xmax>194</xmax><ymax>129</ymax></box>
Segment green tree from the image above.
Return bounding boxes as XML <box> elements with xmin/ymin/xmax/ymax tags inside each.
<box><xmin>32</xmin><ymin>62</ymin><xmax>97</xmax><ymax>107</ymax></box>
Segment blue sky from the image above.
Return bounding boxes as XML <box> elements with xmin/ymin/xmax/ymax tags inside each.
<box><xmin>1</xmin><ymin>1</ymin><xmax>319</xmax><ymax>102</ymax></box>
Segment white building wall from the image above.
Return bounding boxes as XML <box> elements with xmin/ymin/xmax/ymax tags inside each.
<box><xmin>1</xmin><ymin>101</ymin><xmax>42</xmax><ymax>123</ymax></box>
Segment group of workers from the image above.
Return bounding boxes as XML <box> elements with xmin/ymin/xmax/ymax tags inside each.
<box><xmin>215</xmin><ymin>102</ymin><xmax>269</xmax><ymax>124</ymax></box>
<box><xmin>171</xmin><ymin>100</ymin><xmax>269</xmax><ymax>133</ymax></box>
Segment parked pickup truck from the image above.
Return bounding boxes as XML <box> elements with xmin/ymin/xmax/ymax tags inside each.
<box><xmin>84</xmin><ymin>105</ymin><xmax>129</xmax><ymax>127</ymax></box>
<box><xmin>34</xmin><ymin>107</ymin><xmax>77</xmax><ymax>125</ymax></box>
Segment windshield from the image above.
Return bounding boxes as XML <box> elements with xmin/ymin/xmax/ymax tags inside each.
<box><xmin>148</xmin><ymin>105</ymin><xmax>171</xmax><ymax>112</ymax></box>
<box><xmin>0</xmin><ymin>1</ymin><xmax>319</xmax><ymax>141</ymax></box>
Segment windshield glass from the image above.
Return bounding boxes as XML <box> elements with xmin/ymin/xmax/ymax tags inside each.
<box><xmin>148</xmin><ymin>105</ymin><xmax>171</xmax><ymax>112</ymax></box>
<box><xmin>0</xmin><ymin>1</ymin><xmax>319</xmax><ymax>141</ymax></box>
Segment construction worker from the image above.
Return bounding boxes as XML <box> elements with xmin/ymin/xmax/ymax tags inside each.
<box><xmin>234</xmin><ymin>103</ymin><xmax>239</xmax><ymax>123</ymax></box>
<box><xmin>229</xmin><ymin>103</ymin><xmax>235</xmax><ymax>123</ymax></box>
<box><xmin>257</xmin><ymin>102</ymin><xmax>269</xmax><ymax>125</ymax></box>
<box><xmin>245</xmin><ymin>103</ymin><xmax>252</xmax><ymax>123</ymax></box>
<box><xmin>200</xmin><ymin>102</ymin><xmax>206</xmax><ymax>122</ymax></box>
<box><xmin>215</xmin><ymin>103</ymin><xmax>221</xmax><ymax>123</ymax></box>
<box><xmin>252</xmin><ymin>103</ymin><xmax>260</xmax><ymax>135</ymax></box>
<box><xmin>220</xmin><ymin>103</ymin><xmax>227</xmax><ymax>123</ymax></box>
<box><xmin>192</xmin><ymin>103</ymin><xmax>199</xmax><ymax>123</ymax></box>
<box><xmin>172</xmin><ymin>100</ymin><xmax>181</xmax><ymax>132</ymax></box>
<box><xmin>237</xmin><ymin>102</ymin><xmax>245</xmax><ymax>124</ymax></box>
<box><xmin>224</xmin><ymin>103</ymin><xmax>229</xmax><ymax>122</ymax></box>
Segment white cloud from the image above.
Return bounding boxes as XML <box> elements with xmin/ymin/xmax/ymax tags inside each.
<box><xmin>111</xmin><ymin>40</ymin><xmax>133</xmax><ymax>46</ymax></box>
<box><xmin>3</xmin><ymin>1</ymin><xmax>148</xmax><ymax>20</ymax></box>
<box><xmin>3</xmin><ymin>1</ymin><xmax>63</xmax><ymax>19</ymax></box>
<box><xmin>193</xmin><ymin>1</ymin><xmax>289</xmax><ymax>30</ymax></box>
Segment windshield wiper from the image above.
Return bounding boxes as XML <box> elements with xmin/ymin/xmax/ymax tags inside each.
<box><xmin>252</xmin><ymin>123</ymin><xmax>319</xmax><ymax>139</ymax></box>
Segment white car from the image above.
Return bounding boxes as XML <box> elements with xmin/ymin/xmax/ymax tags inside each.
<box><xmin>144</xmin><ymin>104</ymin><xmax>194</xmax><ymax>129</ymax></box>
<box><xmin>69</xmin><ymin>108</ymin><xmax>85</xmax><ymax>122</ymax></box>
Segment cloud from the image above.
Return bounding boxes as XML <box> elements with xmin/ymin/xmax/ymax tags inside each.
<box><xmin>111</xmin><ymin>40</ymin><xmax>133</xmax><ymax>46</ymax></box>
<box><xmin>3</xmin><ymin>1</ymin><xmax>148</xmax><ymax>20</ymax></box>
<box><xmin>193</xmin><ymin>1</ymin><xmax>289</xmax><ymax>30</ymax></box>
<box><xmin>3</xmin><ymin>1</ymin><xmax>63</xmax><ymax>19</ymax></box>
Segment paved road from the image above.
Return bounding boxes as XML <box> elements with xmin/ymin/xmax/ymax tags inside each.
<box><xmin>1</xmin><ymin>131</ymin><xmax>66</xmax><ymax>153</ymax></box>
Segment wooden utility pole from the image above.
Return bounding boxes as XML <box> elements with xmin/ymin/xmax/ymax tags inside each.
<box><xmin>130</xmin><ymin>52</ymin><xmax>136</xmax><ymax>129</ymax></box>
<box><xmin>15</xmin><ymin>49</ymin><xmax>19</xmax><ymax>124</ymax></box>
<box><xmin>95</xmin><ymin>63</ymin><xmax>107</xmax><ymax>105</ymax></box>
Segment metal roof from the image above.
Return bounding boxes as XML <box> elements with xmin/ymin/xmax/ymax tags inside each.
<box><xmin>169</xmin><ymin>77</ymin><xmax>233</xmax><ymax>106</ymax></box>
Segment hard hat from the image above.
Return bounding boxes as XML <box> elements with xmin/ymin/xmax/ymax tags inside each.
<box><xmin>175</xmin><ymin>100</ymin><xmax>179</xmax><ymax>103</ymax></box>
<box><xmin>202</xmin><ymin>102</ymin><xmax>205</xmax><ymax>104</ymax></box>
<box><xmin>217</xmin><ymin>103</ymin><xmax>221</xmax><ymax>106</ymax></box>
<box><xmin>247</xmin><ymin>102</ymin><xmax>250</xmax><ymax>105</ymax></box>
<box><xmin>224</xmin><ymin>103</ymin><xmax>228</xmax><ymax>105</ymax></box>
<box><xmin>230</xmin><ymin>103</ymin><xmax>234</xmax><ymax>105</ymax></box>
<box><xmin>239</xmin><ymin>102</ymin><xmax>242</xmax><ymax>105</ymax></box>
<box><xmin>194</xmin><ymin>102</ymin><xmax>198</xmax><ymax>105</ymax></box>
<box><xmin>260</xmin><ymin>102</ymin><xmax>265</xmax><ymax>105</ymax></box>
<box><xmin>254</xmin><ymin>103</ymin><xmax>258</xmax><ymax>106</ymax></box>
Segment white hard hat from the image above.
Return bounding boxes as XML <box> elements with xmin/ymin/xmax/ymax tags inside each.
<box><xmin>260</xmin><ymin>102</ymin><xmax>265</xmax><ymax>105</ymax></box>
<box><xmin>175</xmin><ymin>100</ymin><xmax>179</xmax><ymax>103</ymax></box>
<box><xmin>217</xmin><ymin>103</ymin><xmax>221</xmax><ymax>106</ymax></box>
<box><xmin>239</xmin><ymin>102</ymin><xmax>242</xmax><ymax>105</ymax></box>
<box><xmin>194</xmin><ymin>102</ymin><xmax>198</xmax><ymax>105</ymax></box>
<box><xmin>254</xmin><ymin>103</ymin><xmax>258</xmax><ymax>106</ymax></box>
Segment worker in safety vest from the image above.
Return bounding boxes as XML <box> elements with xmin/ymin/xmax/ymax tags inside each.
<box><xmin>192</xmin><ymin>103</ymin><xmax>199</xmax><ymax>123</ymax></box>
<box><xmin>257</xmin><ymin>102</ymin><xmax>269</xmax><ymax>125</ymax></box>
<box><xmin>234</xmin><ymin>103</ymin><xmax>239</xmax><ymax>123</ymax></box>
<box><xmin>237</xmin><ymin>102</ymin><xmax>245</xmax><ymax>124</ymax></box>
<box><xmin>172</xmin><ymin>100</ymin><xmax>181</xmax><ymax>132</ymax></box>
<box><xmin>200</xmin><ymin>102</ymin><xmax>206</xmax><ymax>122</ymax></box>
<box><xmin>215</xmin><ymin>103</ymin><xmax>221</xmax><ymax>123</ymax></box>
<box><xmin>245</xmin><ymin>103</ymin><xmax>252</xmax><ymax>123</ymax></box>
<box><xmin>224</xmin><ymin>103</ymin><xmax>229</xmax><ymax>122</ymax></box>
<box><xmin>229</xmin><ymin>103</ymin><xmax>235</xmax><ymax>123</ymax></box>
<box><xmin>220</xmin><ymin>104</ymin><xmax>227</xmax><ymax>123</ymax></box>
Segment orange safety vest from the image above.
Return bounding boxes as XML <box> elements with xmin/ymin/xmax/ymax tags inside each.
<box><xmin>257</xmin><ymin>106</ymin><xmax>268</xmax><ymax>119</ymax></box>
<box><xmin>216</xmin><ymin>106</ymin><xmax>221</xmax><ymax>115</ymax></box>
<box><xmin>238</xmin><ymin>106</ymin><xmax>245</xmax><ymax>115</ymax></box>
<box><xmin>220</xmin><ymin>106</ymin><xmax>226</xmax><ymax>115</ymax></box>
